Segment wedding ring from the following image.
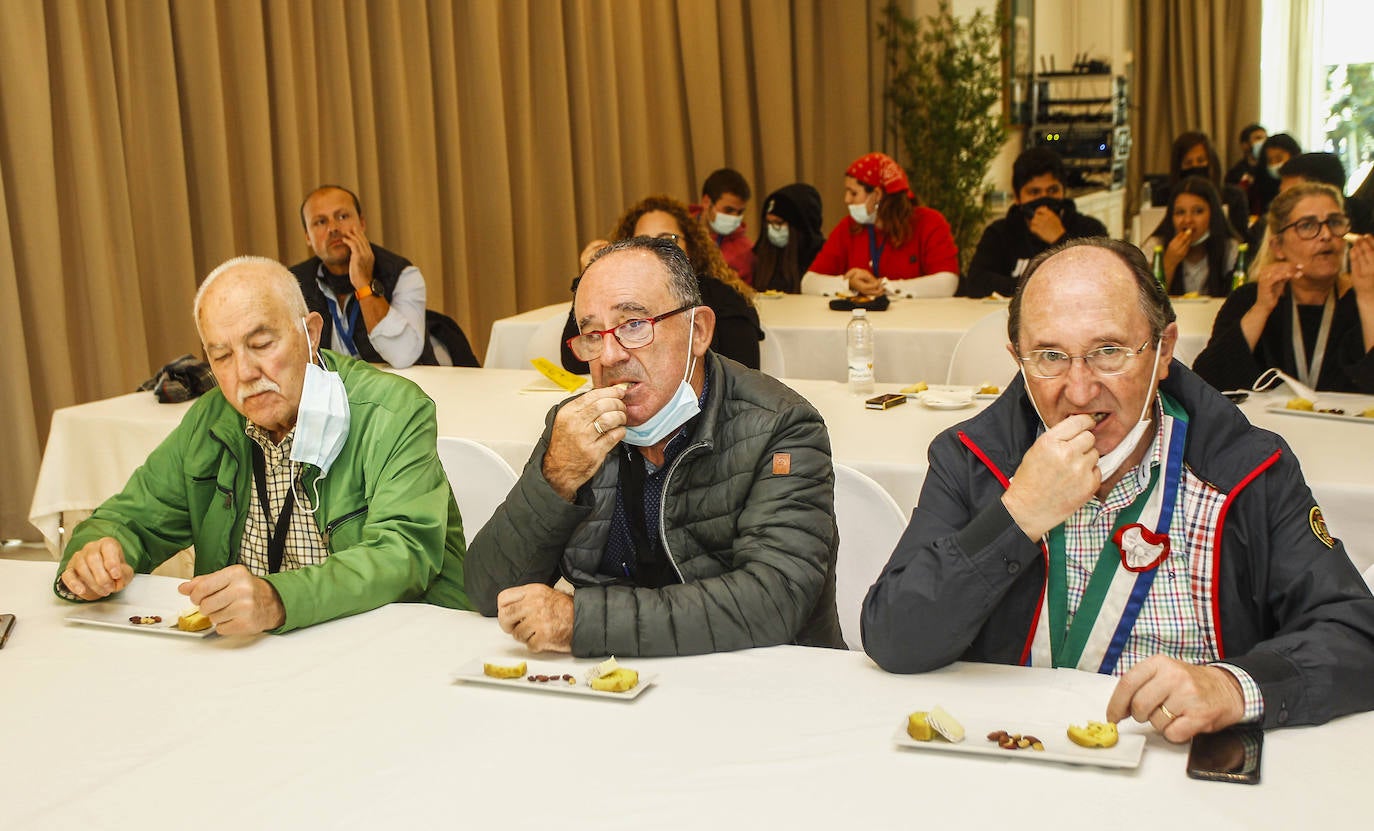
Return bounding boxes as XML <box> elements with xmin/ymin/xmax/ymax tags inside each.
<box><xmin>593</xmin><ymin>418</ymin><xmax>605</xmax><ymax>436</ymax></box>
<box><xmin>1159</xmin><ymin>703</ymin><xmax>1177</xmax><ymax>721</ymax></box>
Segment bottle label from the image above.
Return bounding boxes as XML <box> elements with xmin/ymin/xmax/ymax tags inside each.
<box><xmin>848</xmin><ymin>361</ymin><xmax>874</xmax><ymax>383</ymax></box>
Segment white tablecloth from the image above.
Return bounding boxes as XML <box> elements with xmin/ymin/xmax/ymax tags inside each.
<box><xmin>29</xmin><ymin>369</ymin><xmax>986</xmax><ymax>553</ymax></box>
<box><xmin>485</xmin><ymin>295</ymin><xmax>1224</xmax><ymax>384</ymax></box>
<box><xmin>2</xmin><ymin>559</ymin><xmax>1369</xmax><ymax>830</ymax></box>
<box><xmin>29</xmin><ymin>372</ymin><xmax>1373</xmax><ymax>572</ymax></box>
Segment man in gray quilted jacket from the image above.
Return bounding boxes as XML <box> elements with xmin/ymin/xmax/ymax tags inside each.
<box><xmin>467</xmin><ymin>236</ymin><xmax>843</xmax><ymax>656</ymax></box>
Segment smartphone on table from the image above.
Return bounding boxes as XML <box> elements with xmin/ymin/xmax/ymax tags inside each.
<box><xmin>0</xmin><ymin>613</ymin><xmax>15</xmax><ymax>649</ymax></box>
<box><xmin>1186</xmin><ymin>727</ymin><xmax>1263</xmax><ymax>785</ymax></box>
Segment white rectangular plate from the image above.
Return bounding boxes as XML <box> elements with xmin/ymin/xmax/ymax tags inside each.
<box><xmin>1265</xmin><ymin>393</ymin><xmax>1374</xmax><ymax>425</ymax></box>
<box><xmin>453</xmin><ymin>658</ymin><xmax>656</xmax><ymax>701</ymax></box>
<box><xmin>66</xmin><ymin>602</ymin><xmax>215</xmax><ymax>639</ymax></box>
<box><xmin>893</xmin><ymin>718</ymin><xmax>1145</xmax><ymax>769</ymax></box>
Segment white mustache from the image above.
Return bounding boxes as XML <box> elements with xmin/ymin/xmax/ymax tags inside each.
<box><xmin>237</xmin><ymin>378</ymin><xmax>281</xmax><ymax>405</ymax></box>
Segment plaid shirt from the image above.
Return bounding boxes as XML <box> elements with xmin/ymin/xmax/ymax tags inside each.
<box><xmin>1061</xmin><ymin>402</ymin><xmax>1264</xmax><ymax>722</ymax></box>
<box><xmin>239</xmin><ymin>425</ymin><xmax>329</xmax><ymax>576</ymax></box>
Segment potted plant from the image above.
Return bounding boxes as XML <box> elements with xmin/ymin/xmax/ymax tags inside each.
<box><xmin>880</xmin><ymin>0</ymin><xmax>1007</xmax><ymax>273</ymax></box>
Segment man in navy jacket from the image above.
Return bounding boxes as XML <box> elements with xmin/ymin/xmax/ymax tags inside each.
<box><xmin>864</xmin><ymin>237</ymin><xmax>1374</xmax><ymax>742</ymax></box>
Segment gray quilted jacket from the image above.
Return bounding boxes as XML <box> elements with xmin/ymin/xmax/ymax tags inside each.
<box><xmin>467</xmin><ymin>352</ymin><xmax>844</xmax><ymax>656</ymax></box>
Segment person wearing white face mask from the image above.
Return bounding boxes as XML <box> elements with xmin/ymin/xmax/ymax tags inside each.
<box><xmin>469</xmin><ymin>236</ymin><xmax>844</xmax><ymax>656</ymax></box>
<box><xmin>1140</xmin><ymin>177</ymin><xmax>1241</xmax><ymax>296</ymax></box>
<box><xmin>802</xmin><ymin>151</ymin><xmax>960</xmax><ymax>299</ymax></box>
<box><xmin>1224</xmin><ymin>123</ymin><xmax>1267</xmax><ymax>215</ymax></box>
<box><xmin>56</xmin><ymin>256</ymin><xmax>470</xmax><ymax>635</ymax></box>
<box><xmin>751</xmin><ymin>183</ymin><xmax>826</xmax><ymax>294</ymax></box>
<box><xmin>864</xmin><ymin>237</ymin><xmax>1374</xmax><ymax>743</ymax></box>
<box><xmin>689</xmin><ymin>168</ymin><xmax>755</xmax><ymax>285</ymax></box>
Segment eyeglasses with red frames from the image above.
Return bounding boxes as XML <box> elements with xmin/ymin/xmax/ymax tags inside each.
<box><xmin>565</xmin><ymin>304</ymin><xmax>695</xmax><ymax>361</ymax></box>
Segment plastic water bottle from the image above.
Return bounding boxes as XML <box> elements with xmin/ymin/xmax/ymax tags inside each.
<box><xmin>847</xmin><ymin>309</ymin><xmax>875</xmax><ymax>395</ymax></box>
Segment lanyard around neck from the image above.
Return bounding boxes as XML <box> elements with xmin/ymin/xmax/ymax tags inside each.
<box><xmin>866</xmin><ymin>226</ymin><xmax>886</xmax><ymax>278</ymax></box>
<box><xmin>1289</xmin><ymin>288</ymin><xmax>1335</xmax><ymax>389</ymax></box>
<box><xmin>250</xmin><ymin>443</ymin><xmax>296</xmax><ymax>574</ymax></box>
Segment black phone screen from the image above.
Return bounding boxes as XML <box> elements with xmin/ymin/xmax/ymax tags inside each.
<box><xmin>1186</xmin><ymin>727</ymin><xmax>1263</xmax><ymax>785</ymax></box>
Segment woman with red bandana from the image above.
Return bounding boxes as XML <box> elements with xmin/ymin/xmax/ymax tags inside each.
<box><xmin>803</xmin><ymin>152</ymin><xmax>960</xmax><ymax>298</ymax></box>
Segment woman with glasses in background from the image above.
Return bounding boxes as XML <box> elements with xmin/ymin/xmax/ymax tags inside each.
<box><xmin>1193</xmin><ymin>182</ymin><xmax>1374</xmax><ymax>393</ymax></box>
<box><xmin>563</xmin><ymin>195</ymin><xmax>761</xmax><ymax>372</ymax></box>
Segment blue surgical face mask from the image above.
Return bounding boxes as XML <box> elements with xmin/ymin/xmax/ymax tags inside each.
<box><xmin>289</xmin><ymin>317</ymin><xmax>351</xmax><ymax>482</ymax></box>
<box><xmin>767</xmin><ymin>223</ymin><xmax>790</xmax><ymax>248</ymax></box>
<box><xmin>622</xmin><ymin>308</ymin><xmax>702</xmax><ymax>447</ymax></box>
<box><xmin>848</xmin><ymin>201</ymin><xmax>876</xmax><ymax>225</ymax></box>
<box><xmin>709</xmin><ymin>210</ymin><xmax>743</xmax><ymax>236</ymax></box>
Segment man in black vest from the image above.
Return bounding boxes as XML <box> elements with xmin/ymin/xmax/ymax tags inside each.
<box><xmin>290</xmin><ymin>185</ymin><xmax>435</xmax><ymax>367</ymax></box>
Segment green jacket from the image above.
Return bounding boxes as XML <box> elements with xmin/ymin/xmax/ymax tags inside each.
<box><xmin>59</xmin><ymin>350</ymin><xmax>469</xmax><ymax>631</ymax></box>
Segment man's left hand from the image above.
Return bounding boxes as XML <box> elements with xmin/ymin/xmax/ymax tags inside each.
<box><xmin>496</xmin><ymin>584</ymin><xmax>573</xmax><ymax>652</ymax></box>
<box><xmin>1026</xmin><ymin>207</ymin><xmax>1066</xmax><ymax>244</ymax></box>
<box><xmin>342</xmin><ymin>227</ymin><xmax>376</xmax><ymax>292</ymax></box>
<box><xmin>1106</xmin><ymin>655</ymin><xmax>1246</xmax><ymax>743</ymax></box>
<box><xmin>179</xmin><ymin>565</ymin><xmax>286</xmax><ymax>635</ymax></box>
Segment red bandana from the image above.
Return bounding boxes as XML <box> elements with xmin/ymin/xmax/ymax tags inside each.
<box><xmin>846</xmin><ymin>152</ymin><xmax>912</xmax><ymax>196</ymax></box>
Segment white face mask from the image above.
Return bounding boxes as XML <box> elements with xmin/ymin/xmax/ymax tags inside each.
<box><xmin>1189</xmin><ymin>230</ymin><xmax>1211</xmax><ymax>247</ymax></box>
<box><xmin>848</xmin><ymin>201</ymin><xmax>876</xmax><ymax>225</ymax></box>
<box><xmin>1252</xmin><ymin>139</ymin><xmax>1265</xmax><ymax>159</ymax></box>
<box><xmin>622</xmin><ymin>308</ymin><xmax>702</xmax><ymax>447</ymax></box>
<box><xmin>1020</xmin><ymin>341</ymin><xmax>1163</xmax><ymax>481</ymax></box>
<box><xmin>289</xmin><ymin>317</ymin><xmax>351</xmax><ymax>479</ymax></box>
<box><xmin>767</xmin><ymin>223</ymin><xmax>790</xmax><ymax>248</ymax></box>
<box><xmin>1267</xmin><ymin>164</ymin><xmax>1283</xmax><ymax>179</ymax></box>
<box><xmin>709</xmin><ymin>210</ymin><xmax>743</xmax><ymax>236</ymax></box>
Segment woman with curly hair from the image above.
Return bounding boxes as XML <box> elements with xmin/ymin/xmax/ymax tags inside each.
<box><xmin>561</xmin><ymin>195</ymin><xmax>762</xmax><ymax>372</ymax></box>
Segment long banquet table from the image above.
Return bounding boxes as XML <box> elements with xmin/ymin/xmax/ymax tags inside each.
<box><xmin>29</xmin><ymin>370</ymin><xmax>1372</xmax><ymax>574</ymax></box>
<box><xmin>484</xmin><ymin>295</ymin><xmax>1225</xmax><ymax>383</ymax></box>
<box><xmin>2</xmin><ymin>559</ymin><xmax>1369</xmax><ymax>830</ymax></box>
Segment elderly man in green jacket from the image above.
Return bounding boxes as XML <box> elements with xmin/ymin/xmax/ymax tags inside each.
<box><xmin>56</xmin><ymin>256</ymin><xmax>468</xmax><ymax>633</ymax></box>
<box><xmin>467</xmin><ymin>236</ymin><xmax>843</xmax><ymax>656</ymax></box>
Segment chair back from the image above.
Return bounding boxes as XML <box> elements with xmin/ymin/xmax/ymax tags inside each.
<box><xmin>435</xmin><ymin>437</ymin><xmax>518</xmax><ymax>538</ymax></box>
<box><xmin>947</xmin><ymin>308</ymin><xmax>1011</xmax><ymax>386</ymax></box>
<box><xmin>758</xmin><ymin>324</ymin><xmax>786</xmax><ymax>377</ymax></box>
<box><xmin>426</xmin><ymin>310</ymin><xmax>480</xmax><ymax>367</ymax></box>
<box><xmin>832</xmin><ymin>463</ymin><xmax>908</xmax><ymax>650</ymax></box>
<box><xmin>524</xmin><ymin>309</ymin><xmax>573</xmax><ymax>365</ymax></box>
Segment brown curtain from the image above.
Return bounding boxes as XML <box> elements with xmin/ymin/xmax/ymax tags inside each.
<box><xmin>1131</xmin><ymin>0</ymin><xmax>1263</xmax><ymax>199</ymax></box>
<box><xmin>0</xmin><ymin>0</ymin><xmax>894</xmax><ymax>539</ymax></box>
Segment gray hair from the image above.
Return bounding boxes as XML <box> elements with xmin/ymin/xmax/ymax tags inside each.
<box><xmin>583</xmin><ymin>236</ymin><xmax>703</xmax><ymax>308</ymax></box>
<box><xmin>1009</xmin><ymin>237</ymin><xmax>1175</xmax><ymax>347</ymax></box>
<box><xmin>193</xmin><ymin>255</ymin><xmax>308</xmax><ymax>340</ymax></box>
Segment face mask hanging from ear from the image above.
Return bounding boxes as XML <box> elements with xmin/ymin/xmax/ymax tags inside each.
<box><xmin>289</xmin><ymin>317</ymin><xmax>351</xmax><ymax>483</ymax></box>
<box><xmin>1020</xmin><ymin>341</ymin><xmax>1163</xmax><ymax>480</ymax></box>
<box><xmin>622</xmin><ymin>308</ymin><xmax>702</xmax><ymax>447</ymax></box>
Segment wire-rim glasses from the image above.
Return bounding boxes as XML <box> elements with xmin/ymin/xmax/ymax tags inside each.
<box><xmin>1017</xmin><ymin>340</ymin><xmax>1153</xmax><ymax>379</ymax></box>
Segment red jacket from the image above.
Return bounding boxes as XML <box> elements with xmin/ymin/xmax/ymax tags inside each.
<box><xmin>809</xmin><ymin>207</ymin><xmax>959</xmax><ymax>279</ymax></box>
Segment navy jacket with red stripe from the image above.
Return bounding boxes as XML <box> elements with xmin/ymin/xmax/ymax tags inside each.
<box><xmin>862</xmin><ymin>362</ymin><xmax>1374</xmax><ymax>729</ymax></box>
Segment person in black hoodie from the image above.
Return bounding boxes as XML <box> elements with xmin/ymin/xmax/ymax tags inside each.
<box><xmin>963</xmin><ymin>148</ymin><xmax>1107</xmax><ymax>298</ymax></box>
<box><xmin>751</xmin><ymin>183</ymin><xmax>825</xmax><ymax>294</ymax></box>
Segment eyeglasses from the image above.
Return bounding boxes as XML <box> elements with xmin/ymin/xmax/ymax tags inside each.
<box><xmin>653</xmin><ymin>232</ymin><xmax>681</xmax><ymax>244</ymax></box>
<box><xmin>1278</xmin><ymin>214</ymin><xmax>1351</xmax><ymax>240</ymax></box>
<box><xmin>1017</xmin><ymin>340</ymin><xmax>1153</xmax><ymax>379</ymax></box>
<box><xmin>565</xmin><ymin>304</ymin><xmax>694</xmax><ymax>361</ymax></box>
